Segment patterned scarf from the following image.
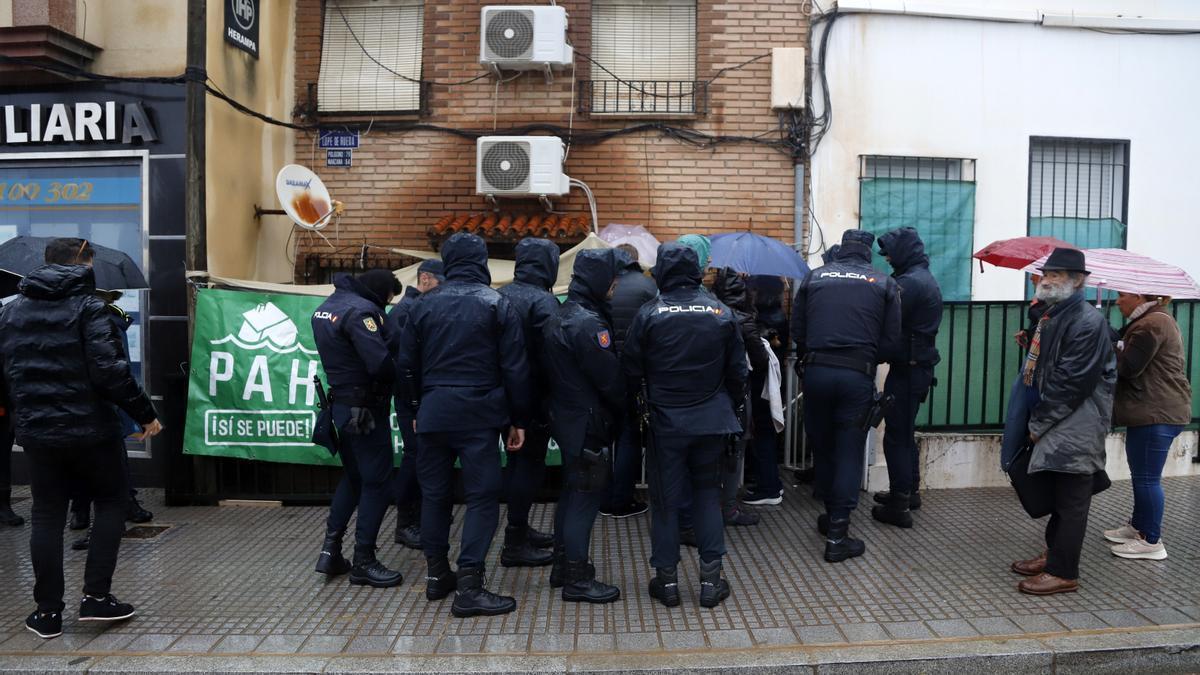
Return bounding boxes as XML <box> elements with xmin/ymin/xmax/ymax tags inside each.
<box><xmin>1022</xmin><ymin>314</ymin><xmax>1050</xmax><ymax>386</ymax></box>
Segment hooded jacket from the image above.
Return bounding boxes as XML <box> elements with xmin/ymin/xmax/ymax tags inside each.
<box><xmin>396</xmin><ymin>233</ymin><xmax>531</xmax><ymax>432</ymax></box>
<box><xmin>499</xmin><ymin>238</ymin><xmax>561</xmax><ymax>423</ymax></box>
<box><xmin>713</xmin><ymin>268</ymin><xmax>769</xmax><ymax>376</ymax></box>
<box><xmin>310</xmin><ymin>273</ymin><xmax>395</xmax><ymax>400</ymax></box>
<box><xmin>0</xmin><ymin>264</ymin><xmax>156</xmax><ymax>448</ymax></box>
<box><xmin>791</xmin><ymin>239</ymin><xmax>903</xmax><ymax>367</ymax></box>
<box><xmin>1028</xmin><ymin>290</ymin><xmax>1117</xmax><ymax>474</ymax></box>
<box><xmin>542</xmin><ymin>249</ymin><xmax>624</xmax><ymax>453</ymax></box>
<box><xmin>609</xmin><ymin>249</ymin><xmax>658</xmax><ymax>353</ymax></box>
<box><xmin>878</xmin><ymin>228</ymin><xmax>943</xmax><ymax>367</ymax></box>
<box><xmin>622</xmin><ymin>243</ymin><xmax>748</xmax><ymax>435</ymax></box>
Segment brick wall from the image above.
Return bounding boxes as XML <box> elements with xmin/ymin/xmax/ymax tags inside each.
<box><xmin>292</xmin><ymin>0</ymin><xmax>809</xmax><ymax>268</ymax></box>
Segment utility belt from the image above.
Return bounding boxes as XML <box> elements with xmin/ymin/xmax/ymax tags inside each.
<box><xmin>328</xmin><ymin>386</ymin><xmax>390</xmax><ymax>408</ymax></box>
<box><xmin>803</xmin><ymin>351</ymin><xmax>875</xmax><ymax>376</ymax></box>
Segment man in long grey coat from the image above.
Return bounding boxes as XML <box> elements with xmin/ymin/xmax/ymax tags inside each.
<box><xmin>1009</xmin><ymin>248</ymin><xmax>1116</xmax><ymax>596</ymax></box>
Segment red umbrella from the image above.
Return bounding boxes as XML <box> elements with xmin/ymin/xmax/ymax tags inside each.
<box><xmin>973</xmin><ymin>236</ymin><xmax>1073</xmax><ymax>272</ymax></box>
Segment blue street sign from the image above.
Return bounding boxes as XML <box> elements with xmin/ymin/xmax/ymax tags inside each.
<box><xmin>318</xmin><ymin>129</ymin><xmax>359</xmax><ymax>149</ymax></box>
<box><xmin>326</xmin><ymin>149</ymin><xmax>352</xmax><ymax>168</ymax></box>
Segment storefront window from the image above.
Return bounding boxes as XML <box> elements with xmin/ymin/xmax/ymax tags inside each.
<box><xmin>0</xmin><ymin>161</ymin><xmax>146</xmax><ymax>437</ymax></box>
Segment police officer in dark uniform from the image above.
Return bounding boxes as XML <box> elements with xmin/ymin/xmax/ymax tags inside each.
<box><xmin>872</xmin><ymin>227</ymin><xmax>943</xmax><ymax>527</ymax></box>
<box><xmin>623</xmin><ymin>243</ymin><xmax>747</xmax><ymax>609</ymax></box>
<box><xmin>543</xmin><ymin>249</ymin><xmax>624</xmax><ymax>603</ymax></box>
<box><xmin>496</xmin><ymin>238</ymin><xmax>560</xmax><ymax>567</ymax></box>
<box><xmin>791</xmin><ymin>230</ymin><xmax>902</xmax><ymax>563</ymax></box>
<box><xmin>396</xmin><ymin>233</ymin><xmax>532</xmax><ymax>618</ymax></box>
<box><xmin>311</xmin><ymin>269</ymin><xmax>404</xmax><ymax>587</ymax></box>
<box><xmin>385</xmin><ymin>259</ymin><xmax>443</xmax><ymax>550</ymax></box>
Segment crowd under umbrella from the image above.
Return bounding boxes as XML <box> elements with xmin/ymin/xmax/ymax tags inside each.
<box><xmin>0</xmin><ymin>236</ymin><xmax>149</xmax><ymax>291</ymax></box>
<box><xmin>708</xmin><ymin>232</ymin><xmax>810</xmax><ymax>279</ymax></box>
<box><xmin>972</xmin><ymin>235</ymin><xmax>1074</xmax><ymax>271</ymax></box>
<box><xmin>1022</xmin><ymin>248</ymin><xmax>1200</xmax><ymax>300</ymax></box>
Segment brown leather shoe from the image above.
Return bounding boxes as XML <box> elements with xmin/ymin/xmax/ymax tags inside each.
<box><xmin>1011</xmin><ymin>550</ymin><xmax>1047</xmax><ymax>577</ymax></box>
<box><xmin>1018</xmin><ymin>572</ymin><xmax>1078</xmax><ymax>596</ymax></box>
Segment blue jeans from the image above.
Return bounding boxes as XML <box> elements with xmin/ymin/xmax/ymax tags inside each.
<box><xmin>1125</xmin><ymin>424</ymin><xmax>1183</xmax><ymax>544</ymax></box>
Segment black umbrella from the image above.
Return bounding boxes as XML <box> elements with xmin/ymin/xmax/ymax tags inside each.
<box><xmin>0</xmin><ymin>236</ymin><xmax>148</xmax><ymax>291</ymax></box>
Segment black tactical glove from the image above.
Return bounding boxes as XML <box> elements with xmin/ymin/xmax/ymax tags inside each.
<box><xmin>346</xmin><ymin>407</ymin><xmax>376</xmax><ymax>435</ymax></box>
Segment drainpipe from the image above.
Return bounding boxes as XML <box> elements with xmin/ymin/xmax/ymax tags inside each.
<box><xmin>794</xmin><ymin>162</ymin><xmax>805</xmax><ymax>253</ymax></box>
<box><xmin>185</xmin><ymin>0</ymin><xmax>207</xmax><ymax>277</ymax></box>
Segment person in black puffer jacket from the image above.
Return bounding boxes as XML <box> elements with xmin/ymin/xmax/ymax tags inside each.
<box><xmin>600</xmin><ymin>245</ymin><xmax>658</xmax><ymax>519</ymax></box>
<box><xmin>713</xmin><ymin>269</ymin><xmax>770</xmax><ymax>525</ymax></box>
<box><xmin>0</xmin><ymin>238</ymin><xmax>160</xmax><ymax>639</ymax></box>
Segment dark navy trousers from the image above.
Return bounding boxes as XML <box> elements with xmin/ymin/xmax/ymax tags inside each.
<box><xmin>417</xmin><ymin>428</ymin><xmax>502</xmax><ymax>569</ymax></box>
<box><xmin>646</xmin><ymin>434</ymin><xmax>726</xmax><ymax>568</ymax></box>
<box><xmin>802</xmin><ymin>365</ymin><xmax>874</xmax><ymax>521</ymax></box>
<box><xmin>326</xmin><ymin>403</ymin><xmax>394</xmax><ymax>559</ymax></box>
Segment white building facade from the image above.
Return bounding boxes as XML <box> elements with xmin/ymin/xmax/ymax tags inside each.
<box><xmin>807</xmin><ymin>1</ymin><xmax>1200</xmax><ymax>488</ymax></box>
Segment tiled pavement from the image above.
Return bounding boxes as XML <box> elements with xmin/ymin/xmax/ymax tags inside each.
<box><xmin>0</xmin><ymin>476</ymin><xmax>1197</xmax><ymax>672</ymax></box>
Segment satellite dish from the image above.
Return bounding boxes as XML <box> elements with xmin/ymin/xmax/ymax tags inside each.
<box><xmin>276</xmin><ymin>164</ymin><xmax>337</xmax><ymax>231</ymax></box>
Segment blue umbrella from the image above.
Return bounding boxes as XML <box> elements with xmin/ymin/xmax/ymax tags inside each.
<box><xmin>708</xmin><ymin>232</ymin><xmax>810</xmax><ymax>279</ymax></box>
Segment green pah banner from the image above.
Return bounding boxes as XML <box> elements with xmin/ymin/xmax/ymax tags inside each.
<box><xmin>184</xmin><ymin>288</ymin><xmax>358</xmax><ymax>466</ymax></box>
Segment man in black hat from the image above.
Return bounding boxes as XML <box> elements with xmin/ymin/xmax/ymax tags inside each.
<box><xmin>791</xmin><ymin>229</ymin><xmax>902</xmax><ymax>563</ymax></box>
<box><xmin>386</xmin><ymin>259</ymin><xmax>443</xmax><ymax>551</ymax></box>
<box><xmin>1009</xmin><ymin>247</ymin><xmax>1115</xmax><ymax>596</ymax></box>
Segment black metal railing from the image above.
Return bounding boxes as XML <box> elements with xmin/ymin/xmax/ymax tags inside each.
<box><xmin>577</xmin><ymin>79</ymin><xmax>707</xmax><ymax>115</ymax></box>
<box><xmin>918</xmin><ymin>300</ymin><xmax>1200</xmax><ymax>431</ymax></box>
<box><xmin>297</xmin><ymin>252</ymin><xmax>419</xmax><ymax>285</ymax></box>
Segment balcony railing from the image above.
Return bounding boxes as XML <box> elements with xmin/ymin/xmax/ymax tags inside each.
<box><xmin>577</xmin><ymin>79</ymin><xmax>707</xmax><ymax>116</ymax></box>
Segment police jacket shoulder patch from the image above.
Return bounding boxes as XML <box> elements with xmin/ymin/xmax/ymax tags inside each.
<box><xmin>596</xmin><ymin>329</ymin><xmax>612</xmax><ymax>349</ymax></box>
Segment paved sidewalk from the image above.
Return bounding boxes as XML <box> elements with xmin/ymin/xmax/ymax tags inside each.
<box><xmin>0</xmin><ymin>476</ymin><xmax>1197</xmax><ymax>673</ymax></box>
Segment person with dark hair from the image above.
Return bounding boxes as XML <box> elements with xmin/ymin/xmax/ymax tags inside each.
<box><xmin>0</xmin><ymin>237</ymin><xmax>161</xmax><ymax>639</ymax></box>
<box><xmin>543</xmin><ymin>249</ymin><xmax>624</xmax><ymax>603</ymax></box>
<box><xmin>792</xmin><ymin>229</ymin><xmax>902</xmax><ymax>564</ymax></box>
<box><xmin>397</xmin><ymin>233</ymin><xmax>532</xmax><ymax>618</ymax></box>
<box><xmin>386</xmin><ymin>259</ymin><xmax>443</xmax><ymax>551</ymax></box>
<box><xmin>871</xmin><ymin>228</ymin><xmax>943</xmax><ymax>527</ymax></box>
<box><xmin>713</xmin><ymin>269</ymin><xmax>769</xmax><ymax>524</ymax></box>
<box><xmin>310</xmin><ymin>269</ymin><xmax>403</xmax><ymax>589</ymax></box>
<box><xmin>497</xmin><ymin>238</ymin><xmax>561</xmax><ymax>568</ymax></box>
<box><xmin>623</xmin><ymin>243</ymin><xmax>747</xmax><ymax>609</ymax></box>
<box><xmin>600</xmin><ymin>246</ymin><xmax>657</xmax><ymax>519</ymax></box>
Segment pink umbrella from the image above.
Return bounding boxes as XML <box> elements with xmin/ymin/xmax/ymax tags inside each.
<box><xmin>1021</xmin><ymin>249</ymin><xmax>1200</xmax><ymax>300</ymax></box>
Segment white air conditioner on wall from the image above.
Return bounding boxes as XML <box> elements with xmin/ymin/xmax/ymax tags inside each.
<box><xmin>476</xmin><ymin>136</ymin><xmax>570</xmax><ymax>197</ymax></box>
<box><xmin>479</xmin><ymin>5</ymin><xmax>573</xmax><ymax>70</ymax></box>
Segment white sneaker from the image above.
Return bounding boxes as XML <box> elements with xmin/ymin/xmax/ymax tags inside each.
<box><xmin>1103</xmin><ymin>523</ymin><xmax>1140</xmax><ymax>544</ymax></box>
<box><xmin>1111</xmin><ymin>537</ymin><xmax>1167</xmax><ymax>561</ymax></box>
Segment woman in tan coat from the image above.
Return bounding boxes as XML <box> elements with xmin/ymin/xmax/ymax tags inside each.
<box><xmin>1105</xmin><ymin>293</ymin><xmax>1192</xmax><ymax>561</ymax></box>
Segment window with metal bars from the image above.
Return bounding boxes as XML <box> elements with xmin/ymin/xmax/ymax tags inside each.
<box><xmin>584</xmin><ymin>0</ymin><xmax>700</xmax><ymax>116</ymax></box>
<box><xmin>317</xmin><ymin>0</ymin><xmax>425</xmax><ymax>114</ymax></box>
<box><xmin>858</xmin><ymin>156</ymin><xmax>977</xmax><ymax>301</ymax></box>
<box><xmin>1027</xmin><ymin>137</ymin><xmax>1129</xmax><ymax>249</ymax></box>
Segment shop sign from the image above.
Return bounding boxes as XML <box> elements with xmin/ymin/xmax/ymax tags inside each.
<box><xmin>1</xmin><ymin>102</ymin><xmax>157</xmax><ymax>146</ymax></box>
<box><xmin>184</xmin><ymin>288</ymin><xmax>563</xmax><ymax>467</ymax></box>
<box><xmin>225</xmin><ymin>0</ymin><xmax>260</xmax><ymax>58</ymax></box>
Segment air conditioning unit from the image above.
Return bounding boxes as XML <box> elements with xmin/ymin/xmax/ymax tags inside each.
<box><xmin>479</xmin><ymin>5</ymin><xmax>573</xmax><ymax>70</ymax></box>
<box><xmin>476</xmin><ymin>136</ymin><xmax>570</xmax><ymax>197</ymax></box>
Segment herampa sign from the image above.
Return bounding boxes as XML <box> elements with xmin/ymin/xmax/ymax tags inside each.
<box><xmin>184</xmin><ymin>288</ymin><xmax>406</xmax><ymax>466</ymax></box>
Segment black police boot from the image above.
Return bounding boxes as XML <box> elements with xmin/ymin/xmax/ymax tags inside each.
<box><xmin>500</xmin><ymin>525</ymin><xmax>554</xmax><ymax>567</ymax></box>
<box><xmin>125</xmin><ymin>496</ymin><xmax>153</xmax><ymax>524</ymax></box>
<box><xmin>451</xmin><ymin>566</ymin><xmax>516</xmax><ymax>618</ymax></box>
<box><xmin>824</xmin><ymin>517</ymin><xmax>867</xmax><ymax>563</ymax></box>
<box><xmin>873</xmin><ymin>490</ymin><xmax>921</xmax><ymax>510</ymax></box>
<box><xmin>648</xmin><ymin>567</ymin><xmax>681</xmax><ymax>608</ymax></box>
<box><xmin>68</xmin><ymin>507</ymin><xmax>89</xmax><ymax>531</ymax></box>
<box><xmin>526</xmin><ymin>526</ymin><xmax>555</xmax><ymax>549</ymax></box>
<box><xmin>698</xmin><ymin>558</ymin><xmax>731</xmax><ymax>609</ymax></box>
<box><xmin>394</xmin><ymin>520</ymin><xmax>421</xmax><ymax>550</ymax></box>
<box><xmin>548</xmin><ymin>544</ymin><xmax>567</xmax><ymax>589</ymax></box>
<box><xmin>71</xmin><ymin>530</ymin><xmax>90</xmax><ymax>551</ymax></box>
<box><xmin>425</xmin><ymin>557</ymin><xmax>457</xmax><ymax>601</ymax></box>
<box><xmin>349</xmin><ymin>548</ymin><xmax>403</xmax><ymax>588</ymax></box>
<box><xmin>817</xmin><ymin>513</ymin><xmax>829</xmax><ymax>536</ymax></box>
<box><xmin>562</xmin><ymin>560</ymin><xmax>620</xmax><ymax>604</ymax></box>
<box><xmin>0</xmin><ymin>490</ymin><xmax>24</xmax><ymax>527</ymax></box>
<box><xmin>871</xmin><ymin>491</ymin><xmax>914</xmax><ymax>529</ymax></box>
<box><xmin>314</xmin><ymin>527</ymin><xmax>352</xmax><ymax>576</ymax></box>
